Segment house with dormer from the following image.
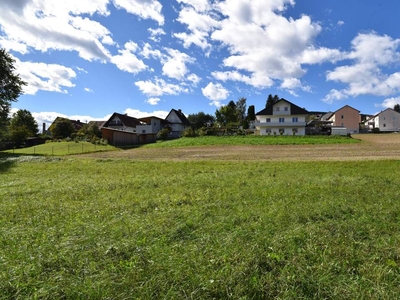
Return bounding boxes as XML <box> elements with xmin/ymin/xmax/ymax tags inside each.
<box><xmin>254</xmin><ymin>99</ymin><xmax>309</xmax><ymax>135</ymax></box>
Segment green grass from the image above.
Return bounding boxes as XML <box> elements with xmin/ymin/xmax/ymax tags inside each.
<box><xmin>143</xmin><ymin>135</ymin><xmax>360</xmax><ymax>148</ymax></box>
<box><xmin>1</xmin><ymin>157</ymin><xmax>400</xmax><ymax>299</ymax></box>
<box><xmin>1</xmin><ymin>141</ymin><xmax>117</xmax><ymax>156</ymax></box>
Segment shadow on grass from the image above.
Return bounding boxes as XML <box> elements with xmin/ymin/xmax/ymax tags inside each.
<box><xmin>0</xmin><ymin>159</ymin><xmax>16</xmax><ymax>173</ymax></box>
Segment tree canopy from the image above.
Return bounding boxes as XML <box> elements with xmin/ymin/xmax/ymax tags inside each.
<box><xmin>50</xmin><ymin>118</ymin><xmax>75</xmax><ymax>139</ymax></box>
<box><xmin>0</xmin><ymin>48</ymin><xmax>26</xmax><ymax>140</ymax></box>
<box><xmin>187</xmin><ymin>112</ymin><xmax>215</xmax><ymax>130</ymax></box>
<box><xmin>265</xmin><ymin>94</ymin><xmax>281</xmax><ymax>108</ymax></box>
<box><xmin>394</xmin><ymin>104</ymin><xmax>400</xmax><ymax>113</ymax></box>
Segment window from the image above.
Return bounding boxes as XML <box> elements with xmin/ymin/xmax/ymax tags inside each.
<box><xmin>275</xmin><ymin>107</ymin><xmax>280</xmax><ymax>112</ymax></box>
<box><xmin>279</xmin><ymin>128</ymin><xmax>285</xmax><ymax>134</ymax></box>
<box><xmin>142</xmin><ymin>130</ymin><xmax>146</xmax><ymax>133</ymax></box>
<box><xmin>284</xmin><ymin>106</ymin><xmax>289</xmax><ymax>111</ymax></box>
<box><xmin>279</xmin><ymin>118</ymin><xmax>285</xmax><ymax>123</ymax></box>
<box><xmin>292</xmin><ymin>128</ymin><xmax>298</xmax><ymax>133</ymax></box>
<box><xmin>266</xmin><ymin>118</ymin><xmax>271</xmax><ymax>122</ymax></box>
<box><xmin>292</xmin><ymin>117</ymin><xmax>298</xmax><ymax>122</ymax></box>
<box><xmin>383</xmin><ymin>124</ymin><xmax>386</xmax><ymax>127</ymax></box>
<box><xmin>341</xmin><ymin>115</ymin><xmax>344</xmax><ymax>119</ymax></box>
<box><xmin>266</xmin><ymin>129</ymin><xmax>271</xmax><ymax>133</ymax></box>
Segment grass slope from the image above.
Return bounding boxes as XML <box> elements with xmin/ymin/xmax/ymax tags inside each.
<box><xmin>1</xmin><ymin>157</ymin><xmax>400</xmax><ymax>299</ymax></box>
<box><xmin>1</xmin><ymin>141</ymin><xmax>117</xmax><ymax>156</ymax></box>
<box><xmin>143</xmin><ymin>135</ymin><xmax>360</xmax><ymax>148</ymax></box>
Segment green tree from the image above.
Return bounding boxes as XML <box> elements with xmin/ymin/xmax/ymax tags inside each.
<box><xmin>50</xmin><ymin>118</ymin><xmax>75</xmax><ymax>139</ymax></box>
<box><xmin>215</xmin><ymin>100</ymin><xmax>239</xmax><ymax>126</ymax></box>
<box><xmin>246</xmin><ymin>105</ymin><xmax>255</xmax><ymax>121</ymax></box>
<box><xmin>236</xmin><ymin>97</ymin><xmax>247</xmax><ymax>125</ymax></box>
<box><xmin>9</xmin><ymin>109</ymin><xmax>38</xmax><ymax>147</ymax></box>
<box><xmin>0</xmin><ymin>48</ymin><xmax>27</xmax><ymax>140</ymax></box>
<box><xmin>78</xmin><ymin>123</ymin><xmax>102</xmax><ymax>140</ymax></box>
<box><xmin>187</xmin><ymin>112</ymin><xmax>215</xmax><ymax>130</ymax></box>
<box><xmin>394</xmin><ymin>104</ymin><xmax>400</xmax><ymax>113</ymax></box>
<box><xmin>265</xmin><ymin>94</ymin><xmax>280</xmax><ymax>108</ymax></box>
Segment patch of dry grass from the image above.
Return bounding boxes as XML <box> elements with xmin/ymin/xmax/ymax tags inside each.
<box><xmin>77</xmin><ymin>134</ymin><xmax>400</xmax><ymax>162</ymax></box>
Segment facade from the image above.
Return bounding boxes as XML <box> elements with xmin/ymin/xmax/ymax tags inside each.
<box><xmin>137</xmin><ymin>116</ymin><xmax>164</xmax><ymax>134</ymax></box>
<box><xmin>327</xmin><ymin>105</ymin><xmax>360</xmax><ymax>134</ymax></box>
<box><xmin>363</xmin><ymin>108</ymin><xmax>400</xmax><ymax>132</ymax></box>
<box><xmin>102</xmin><ymin>112</ymin><xmax>142</xmax><ymax>132</ymax></box>
<box><xmin>165</xmin><ymin>109</ymin><xmax>191</xmax><ymax>138</ymax></box>
<box><xmin>254</xmin><ymin>99</ymin><xmax>309</xmax><ymax>135</ymax></box>
<box><xmin>101</xmin><ymin>127</ymin><xmax>157</xmax><ymax>146</ymax></box>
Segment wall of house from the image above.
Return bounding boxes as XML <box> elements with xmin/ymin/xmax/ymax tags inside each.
<box><xmin>332</xmin><ymin>107</ymin><xmax>360</xmax><ymax>133</ymax></box>
<box><xmin>376</xmin><ymin>110</ymin><xmax>400</xmax><ymax>131</ymax></box>
<box><xmin>107</xmin><ymin>116</ymin><xmax>135</xmax><ymax>132</ymax></box>
<box><xmin>258</xmin><ymin>127</ymin><xmax>306</xmax><ymax>135</ymax></box>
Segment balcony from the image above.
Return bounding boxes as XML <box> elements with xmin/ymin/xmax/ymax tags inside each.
<box><xmin>254</xmin><ymin>121</ymin><xmax>307</xmax><ymax>127</ymax></box>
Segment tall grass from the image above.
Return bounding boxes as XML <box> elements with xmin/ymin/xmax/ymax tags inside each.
<box><xmin>1</xmin><ymin>157</ymin><xmax>399</xmax><ymax>298</ymax></box>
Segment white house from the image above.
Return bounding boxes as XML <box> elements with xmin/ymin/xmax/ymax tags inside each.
<box><xmin>255</xmin><ymin>99</ymin><xmax>309</xmax><ymax>135</ymax></box>
<box><xmin>165</xmin><ymin>109</ymin><xmax>191</xmax><ymax>138</ymax></box>
<box><xmin>103</xmin><ymin>112</ymin><xmax>142</xmax><ymax>132</ymax></box>
<box><xmin>363</xmin><ymin>108</ymin><xmax>400</xmax><ymax>132</ymax></box>
<box><xmin>136</xmin><ymin>116</ymin><xmax>164</xmax><ymax>134</ymax></box>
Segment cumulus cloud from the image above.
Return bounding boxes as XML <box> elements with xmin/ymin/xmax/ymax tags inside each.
<box><xmin>14</xmin><ymin>57</ymin><xmax>77</xmax><ymax>95</ymax></box>
<box><xmin>324</xmin><ymin>32</ymin><xmax>400</xmax><ymax>102</ymax></box>
<box><xmin>201</xmin><ymin>82</ymin><xmax>229</xmax><ymax>106</ymax></box>
<box><xmin>124</xmin><ymin>108</ymin><xmax>169</xmax><ymax>119</ymax></box>
<box><xmin>376</xmin><ymin>97</ymin><xmax>400</xmax><ymax>109</ymax></box>
<box><xmin>135</xmin><ymin>77</ymin><xmax>188</xmax><ymax>97</ymax></box>
<box><xmin>111</xmin><ymin>41</ymin><xmax>147</xmax><ymax>74</ymax></box>
<box><xmin>146</xmin><ymin>97</ymin><xmax>161</xmax><ymax>105</ymax></box>
<box><xmin>113</xmin><ymin>0</ymin><xmax>164</xmax><ymax>25</ymax></box>
<box><xmin>148</xmin><ymin>28</ymin><xmax>165</xmax><ymax>42</ymax></box>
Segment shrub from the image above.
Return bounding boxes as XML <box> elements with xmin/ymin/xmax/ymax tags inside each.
<box><xmin>182</xmin><ymin>128</ymin><xmax>197</xmax><ymax>137</ymax></box>
<box><xmin>157</xmin><ymin>128</ymin><xmax>170</xmax><ymax>140</ymax></box>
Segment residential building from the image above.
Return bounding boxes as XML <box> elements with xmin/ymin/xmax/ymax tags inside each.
<box><xmin>164</xmin><ymin>109</ymin><xmax>191</xmax><ymax>138</ymax></box>
<box><xmin>362</xmin><ymin>108</ymin><xmax>400</xmax><ymax>132</ymax></box>
<box><xmin>255</xmin><ymin>99</ymin><xmax>309</xmax><ymax>135</ymax></box>
<box><xmin>327</xmin><ymin>105</ymin><xmax>361</xmax><ymax>134</ymax></box>
<box><xmin>102</xmin><ymin>112</ymin><xmax>142</xmax><ymax>132</ymax></box>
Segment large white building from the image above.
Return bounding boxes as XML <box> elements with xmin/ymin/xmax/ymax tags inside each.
<box><xmin>363</xmin><ymin>108</ymin><xmax>400</xmax><ymax>132</ymax></box>
<box><xmin>255</xmin><ymin>99</ymin><xmax>309</xmax><ymax>135</ymax></box>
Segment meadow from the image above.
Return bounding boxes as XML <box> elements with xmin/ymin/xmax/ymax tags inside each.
<box><xmin>1</xmin><ymin>134</ymin><xmax>400</xmax><ymax>299</ymax></box>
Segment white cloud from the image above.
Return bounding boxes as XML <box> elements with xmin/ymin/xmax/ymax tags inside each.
<box><xmin>176</xmin><ymin>0</ymin><xmax>211</xmax><ymax>12</ymax></box>
<box><xmin>148</xmin><ymin>28</ymin><xmax>165</xmax><ymax>42</ymax></box>
<box><xmin>324</xmin><ymin>32</ymin><xmax>400</xmax><ymax>102</ymax></box>
<box><xmin>323</xmin><ymin>89</ymin><xmax>348</xmax><ymax>104</ymax></box>
<box><xmin>84</xmin><ymin>87</ymin><xmax>94</xmax><ymax>93</ymax></box>
<box><xmin>146</xmin><ymin>97</ymin><xmax>161</xmax><ymax>105</ymax></box>
<box><xmin>111</xmin><ymin>41</ymin><xmax>147</xmax><ymax>74</ymax></box>
<box><xmin>14</xmin><ymin>57</ymin><xmax>77</xmax><ymax>95</ymax></box>
<box><xmin>0</xmin><ymin>0</ymin><xmax>112</xmax><ymax>61</ymax></box>
<box><xmin>376</xmin><ymin>97</ymin><xmax>400</xmax><ymax>109</ymax></box>
<box><xmin>337</xmin><ymin>20</ymin><xmax>345</xmax><ymax>26</ymax></box>
<box><xmin>212</xmin><ymin>70</ymin><xmax>273</xmax><ymax>88</ymax></box>
<box><xmin>124</xmin><ymin>108</ymin><xmax>168</xmax><ymax>119</ymax></box>
<box><xmin>135</xmin><ymin>78</ymin><xmax>188</xmax><ymax>97</ymax></box>
<box><xmin>113</xmin><ymin>0</ymin><xmax>164</xmax><ymax>25</ymax></box>
<box><xmin>162</xmin><ymin>48</ymin><xmax>195</xmax><ymax>80</ymax></box>
<box><xmin>187</xmin><ymin>73</ymin><xmax>201</xmax><ymax>86</ymax></box>
<box><xmin>201</xmin><ymin>82</ymin><xmax>229</xmax><ymax>106</ymax></box>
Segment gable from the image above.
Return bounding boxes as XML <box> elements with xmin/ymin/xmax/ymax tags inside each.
<box><xmin>255</xmin><ymin>99</ymin><xmax>309</xmax><ymax>116</ymax></box>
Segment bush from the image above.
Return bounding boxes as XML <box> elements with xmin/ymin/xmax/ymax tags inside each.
<box><xmin>372</xmin><ymin>128</ymin><xmax>380</xmax><ymax>133</ymax></box>
<box><xmin>182</xmin><ymin>128</ymin><xmax>197</xmax><ymax>137</ymax></box>
<box><xmin>157</xmin><ymin>128</ymin><xmax>170</xmax><ymax>140</ymax></box>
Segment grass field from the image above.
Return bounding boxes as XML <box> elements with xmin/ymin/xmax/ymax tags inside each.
<box><xmin>1</xmin><ymin>134</ymin><xmax>400</xmax><ymax>299</ymax></box>
<box><xmin>1</xmin><ymin>141</ymin><xmax>116</xmax><ymax>156</ymax></box>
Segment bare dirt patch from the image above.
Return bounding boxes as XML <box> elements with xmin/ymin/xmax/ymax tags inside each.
<box><xmin>79</xmin><ymin>134</ymin><xmax>400</xmax><ymax>162</ymax></box>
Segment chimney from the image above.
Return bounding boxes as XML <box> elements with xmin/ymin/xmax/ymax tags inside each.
<box><xmin>42</xmin><ymin>123</ymin><xmax>46</xmax><ymax>133</ymax></box>
<box><xmin>178</xmin><ymin>109</ymin><xmax>182</xmax><ymax>114</ymax></box>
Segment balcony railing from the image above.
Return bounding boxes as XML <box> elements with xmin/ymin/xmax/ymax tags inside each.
<box><xmin>254</xmin><ymin>121</ymin><xmax>307</xmax><ymax>127</ymax></box>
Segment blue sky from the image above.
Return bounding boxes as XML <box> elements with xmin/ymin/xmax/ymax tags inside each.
<box><xmin>2</xmin><ymin>0</ymin><xmax>400</xmax><ymax>129</ymax></box>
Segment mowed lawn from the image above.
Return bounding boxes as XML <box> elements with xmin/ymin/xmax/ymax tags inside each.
<box><xmin>1</xmin><ymin>155</ymin><xmax>400</xmax><ymax>299</ymax></box>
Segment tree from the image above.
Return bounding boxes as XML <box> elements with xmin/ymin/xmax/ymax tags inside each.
<box><xmin>187</xmin><ymin>112</ymin><xmax>215</xmax><ymax>130</ymax></box>
<box><xmin>247</xmin><ymin>105</ymin><xmax>255</xmax><ymax>121</ymax></box>
<box><xmin>9</xmin><ymin>109</ymin><xmax>38</xmax><ymax>147</ymax></box>
<box><xmin>236</xmin><ymin>97</ymin><xmax>247</xmax><ymax>125</ymax></box>
<box><xmin>265</xmin><ymin>94</ymin><xmax>280</xmax><ymax>108</ymax></box>
<box><xmin>394</xmin><ymin>104</ymin><xmax>400</xmax><ymax>113</ymax></box>
<box><xmin>0</xmin><ymin>48</ymin><xmax>26</xmax><ymax>140</ymax></box>
<box><xmin>50</xmin><ymin>118</ymin><xmax>75</xmax><ymax>139</ymax></box>
<box><xmin>215</xmin><ymin>100</ymin><xmax>239</xmax><ymax>126</ymax></box>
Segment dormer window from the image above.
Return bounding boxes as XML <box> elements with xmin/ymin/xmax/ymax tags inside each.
<box><xmin>284</xmin><ymin>106</ymin><xmax>289</xmax><ymax>112</ymax></box>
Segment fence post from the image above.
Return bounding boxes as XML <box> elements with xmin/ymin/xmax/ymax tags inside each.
<box><xmin>68</xmin><ymin>144</ymin><xmax>70</xmax><ymax>154</ymax></box>
<box><xmin>33</xmin><ymin>147</ymin><xmax>35</xmax><ymax>155</ymax></box>
<box><xmin>82</xmin><ymin>143</ymin><xmax>84</xmax><ymax>153</ymax></box>
<box><xmin>52</xmin><ymin>146</ymin><xmax>54</xmax><ymax>156</ymax></box>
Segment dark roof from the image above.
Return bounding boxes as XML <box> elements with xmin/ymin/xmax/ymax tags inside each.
<box><xmin>255</xmin><ymin>99</ymin><xmax>309</xmax><ymax>115</ymax></box>
<box><xmin>88</xmin><ymin>120</ymin><xmax>107</xmax><ymax>128</ymax></box>
<box><xmin>104</xmin><ymin>112</ymin><xmax>143</xmax><ymax>128</ymax></box>
<box><xmin>138</xmin><ymin>116</ymin><xmax>166</xmax><ymax>124</ymax></box>
<box><xmin>166</xmin><ymin>109</ymin><xmax>191</xmax><ymax>126</ymax></box>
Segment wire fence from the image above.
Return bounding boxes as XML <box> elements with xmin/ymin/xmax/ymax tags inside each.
<box><xmin>8</xmin><ymin>143</ymin><xmax>112</xmax><ymax>156</ymax></box>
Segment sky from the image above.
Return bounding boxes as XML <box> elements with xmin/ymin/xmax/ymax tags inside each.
<box><xmin>2</xmin><ymin>0</ymin><xmax>400</xmax><ymax>130</ymax></box>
